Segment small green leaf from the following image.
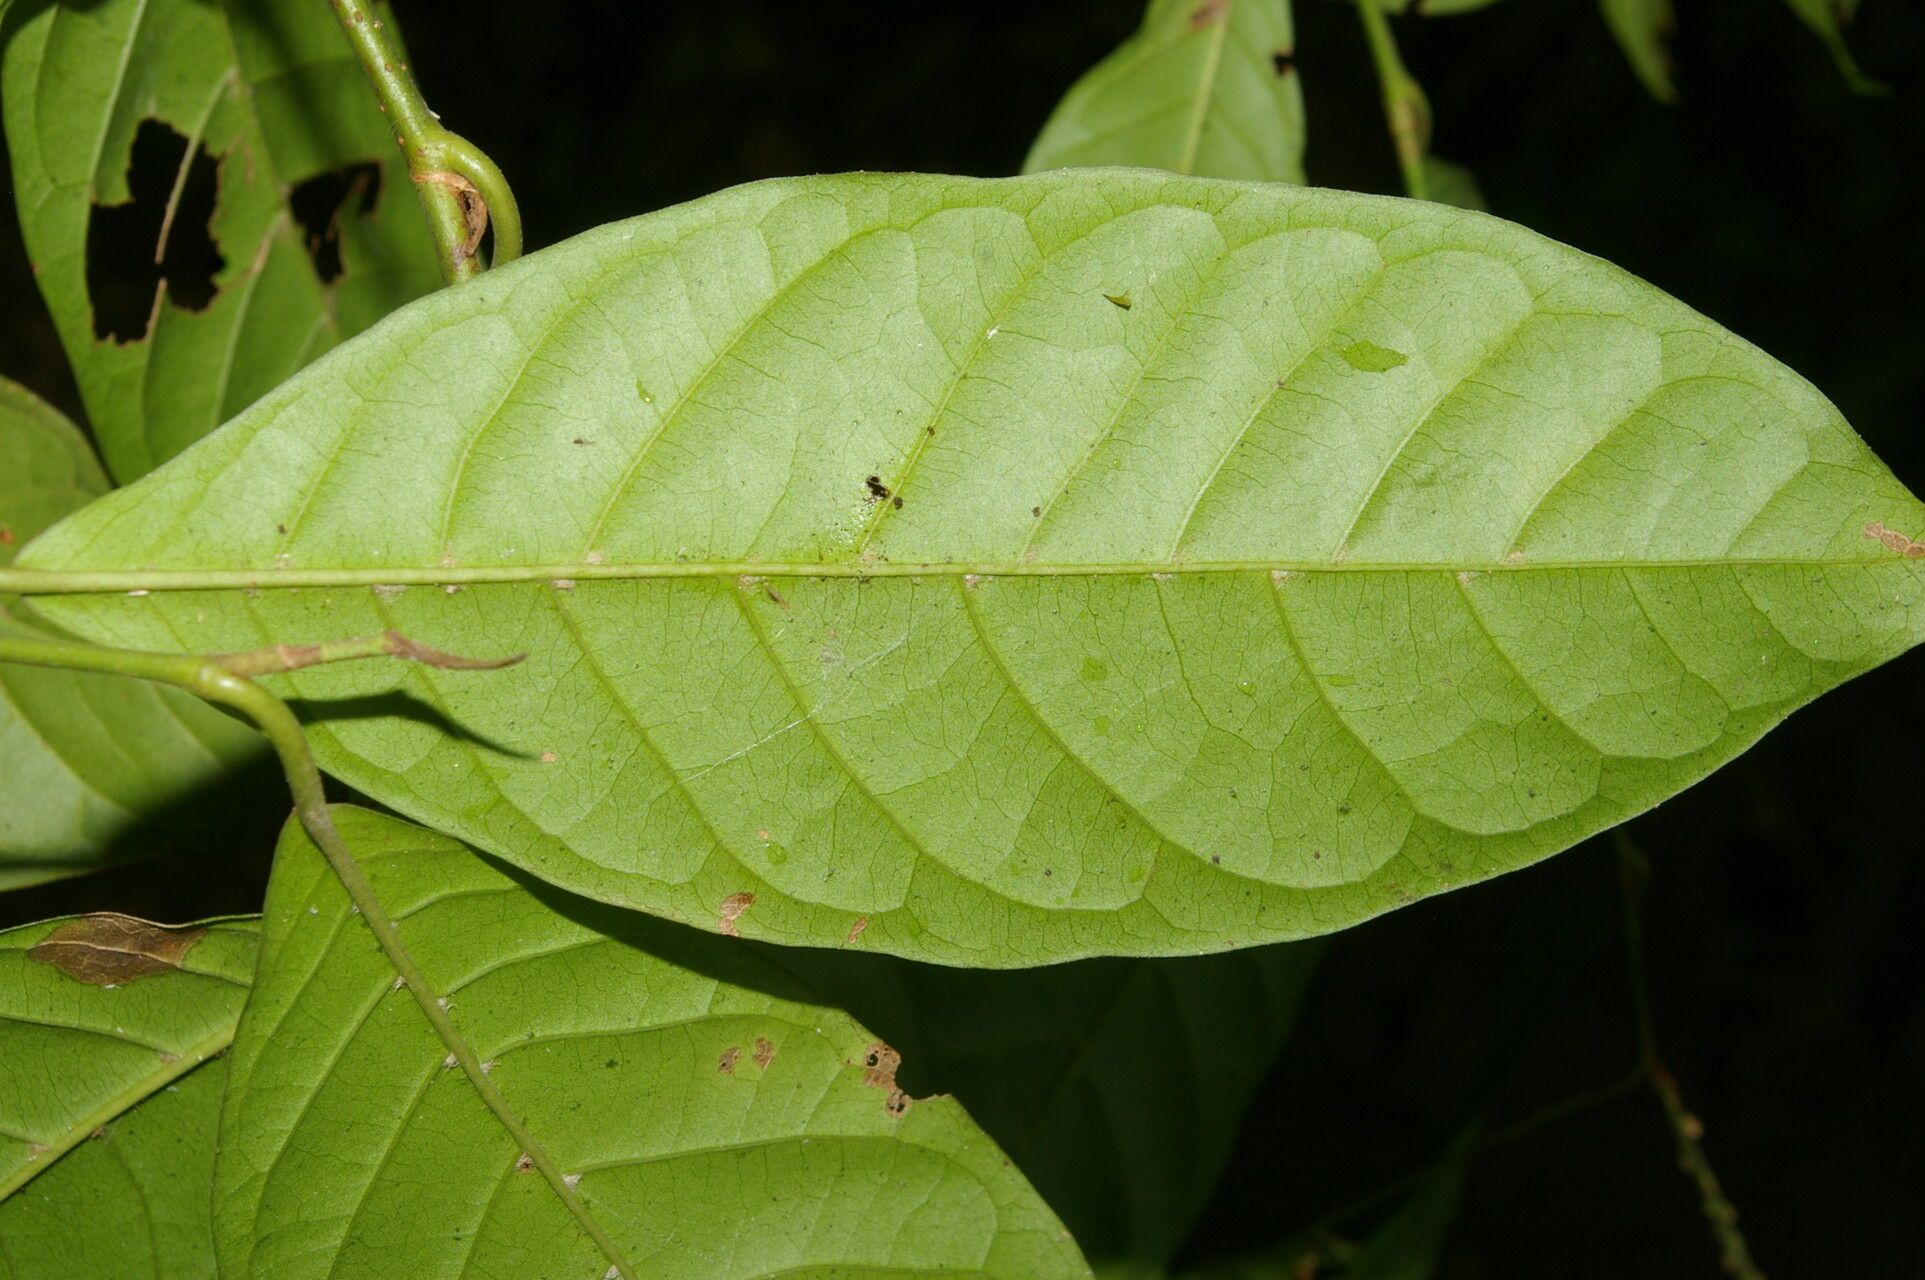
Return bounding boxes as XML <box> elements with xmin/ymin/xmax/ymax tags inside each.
<box><xmin>1782</xmin><ymin>0</ymin><xmax>1888</xmax><ymax>96</ymax></box>
<box><xmin>0</xmin><ymin>375</ymin><xmax>260</xmax><ymax>889</ymax></box>
<box><xmin>1600</xmin><ymin>0</ymin><xmax>1681</xmax><ymax>104</ymax></box>
<box><xmin>0</xmin><ymin>913</ymin><xmax>256</xmax><ymax>1202</ymax></box>
<box><xmin>1340</xmin><ymin>339</ymin><xmax>1410</xmax><ymax>373</ymax></box>
<box><xmin>1420</xmin><ymin>156</ymin><xmax>1486</xmax><ymax>211</ymax></box>
<box><xmin>1025</xmin><ymin>0</ymin><xmax>1305</xmax><ymax>183</ymax></box>
<box><xmin>0</xmin><ymin>0</ymin><xmax>441</xmax><ymax>482</ymax></box>
<box><xmin>799</xmin><ymin>942</ymin><xmax>1322</xmax><ymax>1273</ymax></box>
<box><xmin>21</xmin><ymin>171</ymin><xmax>1925</xmax><ymax>964</ymax></box>
<box><xmin>214</xmin><ymin>806</ymin><xmax>1088</xmax><ymax>1279</ymax></box>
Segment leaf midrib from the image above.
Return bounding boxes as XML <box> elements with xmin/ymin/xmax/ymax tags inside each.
<box><xmin>2</xmin><ymin>554</ymin><xmax>1914</xmax><ymax>598</ymax></box>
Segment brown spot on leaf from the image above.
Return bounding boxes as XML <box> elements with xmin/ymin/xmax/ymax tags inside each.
<box><xmin>28</xmin><ymin>914</ymin><xmax>207</xmax><ymax>985</ymax></box>
<box><xmin>515</xmin><ymin>1152</ymin><xmax>535</xmax><ymax>1172</ymax></box>
<box><xmin>0</xmin><ymin>528</ymin><xmax>13</xmax><ymax>546</ymax></box>
<box><xmin>1272</xmin><ymin>49</ymin><xmax>1295</xmax><ymax>76</ymax></box>
<box><xmin>753</xmin><ymin>1037</ymin><xmax>776</xmax><ymax>1070</ymax></box>
<box><xmin>845</xmin><ymin>915</ymin><xmax>869</xmax><ymax>945</ymax></box>
<box><xmin>717</xmin><ymin>891</ymin><xmax>754</xmax><ymax>937</ymax></box>
<box><xmin>717</xmin><ymin>1045</ymin><xmax>741</xmax><ymax>1074</ymax></box>
<box><xmin>864</xmin><ymin>475</ymin><xmax>892</xmax><ymax>502</ymax></box>
<box><xmin>1865</xmin><ymin>521</ymin><xmax>1925</xmax><ymax>558</ymax></box>
<box><xmin>859</xmin><ymin>1041</ymin><xmax>913</xmax><ymax>1116</ymax></box>
<box><xmin>1189</xmin><ymin>0</ymin><xmax>1229</xmax><ymax>30</ymax></box>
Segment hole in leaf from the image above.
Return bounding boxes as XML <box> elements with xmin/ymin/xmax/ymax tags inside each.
<box><xmin>289</xmin><ymin>162</ymin><xmax>384</xmax><ymax>284</ymax></box>
<box><xmin>1272</xmin><ymin>49</ymin><xmax>1295</xmax><ymax>77</ymax></box>
<box><xmin>85</xmin><ymin>119</ymin><xmax>225</xmax><ymax>343</ymax></box>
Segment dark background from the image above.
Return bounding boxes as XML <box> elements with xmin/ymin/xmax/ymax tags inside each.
<box><xmin>4</xmin><ymin>1</ymin><xmax>1922</xmax><ymax>1275</ymax></box>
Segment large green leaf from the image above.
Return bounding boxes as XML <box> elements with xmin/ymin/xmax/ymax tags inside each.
<box><xmin>0</xmin><ymin>912</ymin><xmax>255</xmax><ymax>1203</ymax></box>
<box><xmin>1024</xmin><ymin>0</ymin><xmax>1304</xmax><ymax>183</ymax></box>
<box><xmin>798</xmin><ymin>943</ymin><xmax>1320</xmax><ymax>1275</ymax></box>
<box><xmin>216</xmin><ymin>806</ymin><xmax>1086</xmax><ymax>1278</ymax></box>
<box><xmin>0</xmin><ymin>376</ymin><xmax>260</xmax><ymax>889</ymax></box>
<box><xmin>0</xmin><ymin>0</ymin><xmax>440</xmax><ymax>482</ymax></box>
<box><xmin>16</xmin><ymin>171</ymin><xmax>1925</xmax><ymax>964</ymax></box>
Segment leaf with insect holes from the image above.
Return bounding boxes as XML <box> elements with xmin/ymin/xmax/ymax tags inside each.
<box><xmin>214</xmin><ymin>806</ymin><xmax>1087</xmax><ymax>1279</ymax></box>
<box><xmin>17</xmin><ymin>170</ymin><xmax>1925</xmax><ymax>965</ymax></box>
<box><xmin>0</xmin><ymin>914</ymin><xmax>256</xmax><ymax>1220</ymax></box>
<box><xmin>1025</xmin><ymin>0</ymin><xmax>1304</xmax><ymax>183</ymax></box>
<box><xmin>0</xmin><ymin>375</ymin><xmax>261</xmax><ymax>889</ymax></box>
<box><xmin>0</xmin><ymin>0</ymin><xmax>441</xmax><ymax>482</ymax></box>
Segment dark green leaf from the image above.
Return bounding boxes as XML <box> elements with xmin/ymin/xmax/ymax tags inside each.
<box><xmin>797</xmin><ymin>943</ymin><xmax>1321</xmax><ymax>1273</ymax></box>
<box><xmin>0</xmin><ymin>376</ymin><xmax>259</xmax><ymax>889</ymax></box>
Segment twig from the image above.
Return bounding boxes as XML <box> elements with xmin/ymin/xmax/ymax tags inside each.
<box><xmin>1617</xmin><ymin>837</ymin><xmax>1767</xmax><ymax>1280</ymax></box>
<box><xmin>1352</xmin><ymin>0</ymin><xmax>1431</xmax><ymax>200</ymax></box>
<box><xmin>328</xmin><ymin>0</ymin><xmax>523</xmax><ymax>281</ymax></box>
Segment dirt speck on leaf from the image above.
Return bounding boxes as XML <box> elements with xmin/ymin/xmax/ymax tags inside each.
<box><xmin>718</xmin><ymin>891</ymin><xmax>755</xmax><ymax>937</ymax></box>
<box><xmin>864</xmin><ymin>475</ymin><xmax>892</xmax><ymax>502</ymax></box>
<box><xmin>28</xmin><ymin>914</ymin><xmax>207</xmax><ymax>985</ymax></box>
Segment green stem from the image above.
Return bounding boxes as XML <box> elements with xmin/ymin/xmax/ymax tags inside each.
<box><xmin>1352</xmin><ymin>0</ymin><xmax>1431</xmax><ymax>201</ymax></box>
<box><xmin>329</xmin><ymin>0</ymin><xmax>522</xmax><ymax>280</ymax></box>
<box><xmin>0</xmin><ymin>632</ymin><xmax>634</xmax><ymax>1273</ymax></box>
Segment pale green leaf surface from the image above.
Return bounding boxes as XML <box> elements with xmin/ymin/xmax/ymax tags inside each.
<box><xmin>0</xmin><ymin>0</ymin><xmax>440</xmax><ymax>481</ymax></box>
<box><xmin>795</xmin><ymin>942</ymin><xmax>1320</xmax><ymax>1272</ymax></box>
<box><xmin>1600</xmin><ymin>0</ymin><xmax>1680</xmax><ymax>103</ymax></box>
<box><xmin>1024</xmin><ymin>0</ymin><xmax>1304</xmax><ymax>183</ymax></box>
<box><xmin>0</xmin><ymin>914</ymin><xmax>256</xmax><ymax>1201</ymax></box>
<box><xmin>0</xmin><ymin>1060</ymin><xmax>226</xmax><ymax>1279</ymax></box>
<box><xmin>0</xmin><ymin>376</ymin><xmax>259</xmax><ymax>889</ymax></box>
<box><xmin>18</xmin><ymin>170</ymin><xmax>1925</xmax><ymax>965</ymax></box>
<box><xmin>215</xmin><ymin>806</ymin><xmax>1087</xmax><ymax>1279</ymax></box>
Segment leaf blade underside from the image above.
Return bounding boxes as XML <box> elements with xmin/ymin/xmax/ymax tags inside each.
<box><xmin>215</xmin><ymin>806</ymin><xmax>1087</xmax><ymax>1279</ymax></box>
<box><xmin>19</xmin><ymin>170</ymin><xmax>1925</xmax><ymax>965</ymax></box>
